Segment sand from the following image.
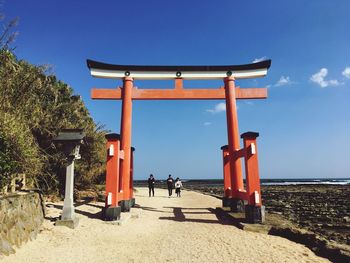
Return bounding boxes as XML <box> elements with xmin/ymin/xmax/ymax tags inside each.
<box><xmin>1</xmin><ymin>187</ymin><xmax>329</xmax><ymax>263</ymax></box>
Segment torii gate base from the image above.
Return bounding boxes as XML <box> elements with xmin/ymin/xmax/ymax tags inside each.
<box><xmin>221</xmin><ymin>132</ymin><xmax>265</xmax><ymax>223</ymax></box>
<box><xmin>103</xmin><ymin>133</ymin><xmax>135</xmax><ymax>221</ymax></box>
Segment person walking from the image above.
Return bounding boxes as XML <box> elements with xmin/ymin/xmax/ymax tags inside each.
<box><xmin>166</xmin><ymin>174</ymin><xmax>174</xmax><ymax>197</ymax></box>
<box><xmin>175</xmin><ymin>177</ymin><xmax>183</xmax><ymax>197</ymax></box>
<box><xmin>147</xmin><ymin>174</ymin><xmax>155</xmax><ymax>197</ymax></box>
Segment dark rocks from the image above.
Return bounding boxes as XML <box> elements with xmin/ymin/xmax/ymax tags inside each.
<box><xmin>261</xmin><ymin>185</ymin><xmax>350</xmax><ymax>246</ymax></box>
<box><xmin>185</xmin><ymin>183</ymin><xmax>350</xmax><ymax>246</ymax></box>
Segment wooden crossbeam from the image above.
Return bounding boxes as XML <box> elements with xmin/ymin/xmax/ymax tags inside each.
<box><xmin>91</xmin><ymin>87</ymin><xmax>267</xmax><ymax>100</ymax></box>
<box><xmin>87</xmin><ymin>59</ymin><xmax>271</xmax><ymax>80</ymax></box>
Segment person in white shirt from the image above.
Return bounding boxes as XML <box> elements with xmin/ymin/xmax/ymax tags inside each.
<box><xmin>174</xmin><ymin>177</ymin><xmax>183</xmax><ymax>197</ymax></box>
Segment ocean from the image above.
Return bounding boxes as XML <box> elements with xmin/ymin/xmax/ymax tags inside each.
<box><xmin>135</xmin><ymin>178</ymin><xmax>350</xmax><ymax>186</ymax></box>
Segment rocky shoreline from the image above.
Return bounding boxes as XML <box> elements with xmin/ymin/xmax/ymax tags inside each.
<box><xmin>182</xmin><ymin>183</ymin><xmax>350</xmax><ymax>246</ymax></box>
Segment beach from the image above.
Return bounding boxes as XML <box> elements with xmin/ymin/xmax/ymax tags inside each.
<box><xmin>1</xmin><ymin>187</ymin><xmax>329</xmax><ymax>263</ymax></box>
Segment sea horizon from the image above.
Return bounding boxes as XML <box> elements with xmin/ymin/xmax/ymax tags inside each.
<box><xmin>135</xmin><ymin>177</ymin><xmax>350</xmax><ymax>186</ymax></box>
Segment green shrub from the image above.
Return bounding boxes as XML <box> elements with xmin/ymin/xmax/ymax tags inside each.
<box><xmin>0</xmin><ymin>111</ymin><xmax>42</xmax><ymax>190</ymax></box>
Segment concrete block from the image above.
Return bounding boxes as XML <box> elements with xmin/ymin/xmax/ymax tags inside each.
<box><xmin>222</xmin><ymin>197</ymin><xmax>232</xmax><ymax>208</ymax></box>
<box><xmin>230</xmin><ymin>199</ymin><xmax>245</xmax><ymax>213</ymax></box>
<box><xmin>245</xmin><ymin>205</ymin><xmax>265</xmax><ymax>224</ymax></box>
<box><xmin>119</xmin><ymin>200</ymin><xmax>131</xmax><ymax>212</ymax></box>
<box><xmin>56</xmin><ymin>217</ymin><xmax>79</xmax><ymax>229</ymax></box>
<box><xmin>103</xmin><ymin>206</ymin><xmax>121</xmax><ymax>221</ymax></box>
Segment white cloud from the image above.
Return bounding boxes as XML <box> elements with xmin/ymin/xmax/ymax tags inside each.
<box><xmin>203</xmin><ymin>122</ymin><xmax>212</xmax><ymax>126</ymax></box>
<box><xmin>310</xmin><ymin>68</ymin><xmax>328</xmax><ymax>88</ymax></box>
<box><xmin>275</xmin><ymin>76</ymin><xmax>291</xmax><ymax>87</ymax></box>
<box><xmin>267</xmin><ymin>76</ymin><xmax>293</xmax><ymax>88</ymax></box>
<box><xmin>310</xmin><ymin>68</ymin><xmax>340</xmax><ymax>88</ymax></box>
<box><xmin>252</xmin><ymin>56</ymin><xmax>267</xmax><ymax>63</ymax></box>
<box><xmin>206</xmin><ymin>102</ymin><xmax>226</xmax><ymax>114</ymax></box>
<box><xmin>342</xmin><ymin>67</ymin><xmax>350</xmax><ymax>79</ymax></box>
<box><xmin>328</xmin><ymin>79</ymin><xmax>340</xmax><ymax>86</ymax></box>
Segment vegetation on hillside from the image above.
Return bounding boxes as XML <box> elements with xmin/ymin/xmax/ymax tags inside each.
<box><xmin>0</xmin><ymin>14</ymin><xmax>106</xmax><ymax>194</ymax></box>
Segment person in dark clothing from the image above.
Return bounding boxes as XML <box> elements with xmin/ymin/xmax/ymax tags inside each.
<box><xmin>166</xmin><ymin>174</ymin><xmax>174</xmax><ymax>197</ymax></box>
<box><xmin>147</xmin><ymin>174</ymin><xmax>155</xmax><ymax>197</ymax></box>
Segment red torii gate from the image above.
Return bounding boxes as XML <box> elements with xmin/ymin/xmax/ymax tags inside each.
<box><xmin>87</xmin><ymin>59</ymin><xmax>271</xmax><ymax>223</ymax></box>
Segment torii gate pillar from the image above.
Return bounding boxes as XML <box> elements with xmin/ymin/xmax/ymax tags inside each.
<box><xmin>225</xmin><ymin>77</ymin><xmax>245</xmax><ymax>212</ymax></box>
<box><xmin>119</xmin><ymin>77</ymin><xmax>133</xmax><ymax>212</ymax></box>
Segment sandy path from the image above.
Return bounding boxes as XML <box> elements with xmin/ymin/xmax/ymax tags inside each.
<box><xmin>2</xmin><ymin>188</ymin><xmax>329</xmax><ymax>263</ymax></box>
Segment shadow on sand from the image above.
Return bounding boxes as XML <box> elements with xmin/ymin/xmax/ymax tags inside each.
<box><xmin>46</xmin><ymin>199</ymin><xmax>236</xmax><ymax>227</ymax></box>
<box><xmin>132</xmin><ymin>203</ymin><xmax>236</xmax><ymax>226</ymax></box>
<box><xmin>158</xmin><ymin>206</ymin><xmax>236</xmax><ymax>225</ymax></box>
<box><xmin>46</xmin><ymin>198</ymin><xmax>104</xmax><ymax>221</ymax></box>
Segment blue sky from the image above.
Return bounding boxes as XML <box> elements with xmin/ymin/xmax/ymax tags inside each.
<box><xmin>4</xmin><ymin>1</ymin><xmax>350</xmax><ymax>179</ymax></box>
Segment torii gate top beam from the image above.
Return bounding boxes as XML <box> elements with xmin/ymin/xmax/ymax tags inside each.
<box><xmin>87</xmin><ymin>59</ymin><xmax>271</xmax><ymax>100</ymax></box>
<box><xmin>87</xmin><ymin>59</ymin><xmax>271</xmax><ymax>80</ymax></box>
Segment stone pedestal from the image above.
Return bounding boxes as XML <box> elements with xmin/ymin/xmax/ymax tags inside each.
<box><xmin>56</xmin><ymin>217</ymin><xmax>79</xmax><ymax>229</ymax></box>
<box><xmin>230</xmin><ymin>198</ymin><xmax>245</xmax><ymax>212</ymax></box>
<box><xmin>119</xmin><ymin>200</ymin><xmax>131</xmax><ymax>212</ymax></box>
<box><xmin>222</xmin><ymin>197</ymin><xmax>232</xmax><ymax>208</ymax></box>
<box><xmin>104</xmin><ymin>206</ymin><xmax>122</xmax><ymax>221</ymax></box>
<box><xmin>245</xmin><ymin>205</ymin><xmax>265</xmax><ymax>223</ymax></box>
<box><xmin>56</xmin><ymin>160</ymin><xmax>79</xmax><ymax>228</ymax></box>
<box><xmin>130</xmin><ymin>198</ymin><xmax>136</xmax><ymax>207</ymax></box>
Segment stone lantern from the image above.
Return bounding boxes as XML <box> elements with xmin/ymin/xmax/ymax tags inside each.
<box><xmin>53</xmin><ymin>129</ymin><xmax>85</xmax><ymax>228</ymax></box>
